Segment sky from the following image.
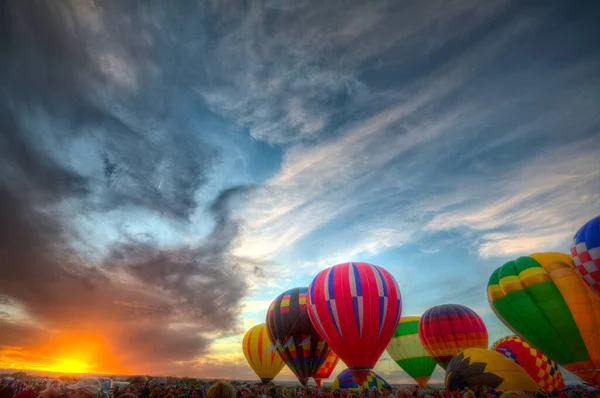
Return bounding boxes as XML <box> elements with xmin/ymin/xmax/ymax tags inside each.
<box><xmin>0</xmin><ymin>0</ymin><xmax>599</xmax><ymax>386</ymax></box>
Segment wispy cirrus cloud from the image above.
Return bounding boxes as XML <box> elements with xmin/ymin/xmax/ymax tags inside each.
<box><xmin>2</xmin><ymin>0</ymin><xmax>599</xmax><ymax>381</ymax></box>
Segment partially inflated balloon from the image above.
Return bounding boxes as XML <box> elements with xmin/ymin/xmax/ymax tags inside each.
<box><xmin>487</xmin><ymin>252</ymin><xmax>600</xmax><ymax>386</ymax></box>
<box><xmin>266</xmin><ymin>287</ymin><xmax>331</xmax><ymax>386</ymax></box>
<box><xmin>445</xmin><ymin>348</ymin><xmax>539</xmax><ymax>391</ymax></box>
<box><xmin>242</xmin><ymin>324</ymin><xmax>285</xmax><ymax>384</ymax></box>
<box><xmin>418</xmin><ymin>304</ymin><xmax>488</xmax><ymax>370</ymax></box>
<box><xmin>492</xmin><ymin>335</ymin><xmax>564</xmax><ymax>393</ymax></box>
<box><xmin>571</xmin><ymin>216</ymin><xmax>600</xmax><ymax>295</ymax></box>
<box><xmin>332</xmin><ymin>369</ymin><xmax>392</xmax><ymax>391</ymax></box>
<box><xmin>386</xmin><ymin>316</ymin><xmax>437</xmax><ymax>387</ymax></box>
<box><xmin>314</xmin><ymin>350</ymin><xmax>340</xmax><ymax>387</ymax></box>
<box><xmin>308</xmin><ymin>262</ymin><xmax>402</xmax><ymax>384</ymax></box>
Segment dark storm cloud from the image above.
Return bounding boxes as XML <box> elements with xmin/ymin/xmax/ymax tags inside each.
<box><xmin>0</xmin><ymin>0</ymin><xmax>253</xmax><ymax>368</ymax></box>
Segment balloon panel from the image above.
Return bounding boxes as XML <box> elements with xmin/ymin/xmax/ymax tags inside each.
<box><xmin>242</xmin><ymin>324</ymin><xmax>285</xmax><ymax>384</ymax></box>
<box><xmin>487</xmin><ymin>252</ymin><xmax>600</xmax><ymax>386</ymax></box>
<box><xmin>445</xmin><ymin>348</ymin><xmax>539</xmax><ymax>392</ymax></box>
<box><xmin>571</xmin><ymin>216</ymin><xmax>600</xmax><ymax>295</ymax></box>
<box><xmin>332</xmin><ymin>369</ymin><xmax>391</xmax><ymax>391</ymax></box>
<box><xmin>266</xmin><ymin>287</ymin><xmax>331</xmax><ymax>385</ymax></box>
<box><xmin>418</xmin><ymin>304</ymin><xmax>488</xmax><ymax>370</ymax></box>
<box><xmin>307</xmin><ymin>262</ymin><xmax>402</xmax><ymax>375</ymax></box>
<box><xmin>314</xmin><ymin>350</ymin><xmax>340</xmax><ymax>381</ymax></box>
<box><xmin>386</xmin><ymin>316</ymin><xmax>436</xmax><ymax>387</ymax></box>
<box><xmin>493</xmin><ymin>335</ymin><xmax>564</xmax><ymax>393</ymax></box>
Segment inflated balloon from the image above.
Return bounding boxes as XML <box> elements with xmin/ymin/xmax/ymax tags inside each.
<box><xmin>242</xmin><ymin>324</ymin><xmax>285</xmax><ymax>384</ymax></box>
<box><xmin>487</xmin><ymin>252</ymin><xmax>600</xmax><ymax>386</ymax></box>
<box><xmin>266</xmin><ymin>287</ymin><xmax>331</xmax><ymax>386</ymax></box>
<box><xmin>492</xmin><ymin>335</ymin><xmax>564</xmax><ymax>393</ymax></box>
<box><xmin>418</xmin><ymin>304</ymin><xmax>488</xmax><ymax>370</ymax></box>
<box><xmin>332</xmin><ymin>369</ymin><xmax>392</xmax><ymax>391</ymax></box>
<box><xmin>571</xmin><ymin>216</ymin><xmax>600</xmax><ymax>295</ymax></box>
<box><xmin>314</xmin><ymin>350</ymin><xmax>340</xmax><ymax>387</ymax></box>
<box><xmin>386</xmin><ymin>316</ymin><xmax>437</xmax><ymax>387</ymax></box>
<box><xmin>445</xmin><ymin>348</ymin><xmax>539</xmax><ymax>391</ymax></box>
<box><xmin>308</xmin><ymin>262</ymin><xmax>402</xmax><ymax>384</ymax></box>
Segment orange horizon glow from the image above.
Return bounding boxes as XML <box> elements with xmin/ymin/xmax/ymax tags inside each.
<box><xmin>0</xmin><ymin>331</ymin><xmax>130</xmax><ymax>376</ymax></box>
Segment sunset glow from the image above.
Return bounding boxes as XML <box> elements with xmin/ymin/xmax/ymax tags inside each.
<box><xmin>1</xmin><ymin>0</ymin><xmax>598</xmax><ymax>385</ymax></box>
<box><xmin>40</xmin><ymin>358</ymin><xmax>94</xmax><ymax>375</ymax></box>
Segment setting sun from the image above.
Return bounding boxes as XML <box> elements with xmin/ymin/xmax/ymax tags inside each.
<box><xmin>43</xmin><ymin>358</ymin><xmax>94</xmax><ymax>374</ymax></box>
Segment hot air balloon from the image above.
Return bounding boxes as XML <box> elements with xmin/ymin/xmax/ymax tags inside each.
<box><xmin>418</xmin><ymin>304</ymin><xmax>488</xmax><ymax>370</ymax></box>
<box><xmin>571</xmin><ymin>216</ymin><xmax>600</xmax><ymax>295</ymax></box>
<box><xmin>242</xmin><ymin>324</ymin><xmax>285</xmax><ymax>384</ymax></box>
<box><xmin>487</xmin><ymin>252</ymin><xmax>600</xmax><ymax>386</ymax></box>
<box><xmin>386</xmin><ymin>316</ymin><xmax>437</xmax><ymax>387</ymax></box>
<box><xmin>492</xmin><ymin>335</ymin><xmax>565</xmax><ymax>393</ymax></box>
<box><xmin>307</xmin><ymin>262</ymin><xmax>402</xmax><ymax>384</ymax></box>
<box><xmin>266</xmin><ymin>287</ymin><xmax>331</xmax><ymax>386</ymax></box>
<box><xmin>332</xmin><ymin>369</ymin><xmax>392</xmax><ymax>391</ymax></box>
<box><xmin>314</xmin><ymin>350</ymin><xmax>340</xmax><ymax>387</ymax></box>
<box><xmin>445</xmin><ymin>348</ymin><xmax>539</xmax><ymax>392</ymax></box>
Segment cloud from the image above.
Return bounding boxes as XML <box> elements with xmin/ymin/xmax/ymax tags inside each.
<box><xmin>426</xmin><ymin>143</ymin><xmax>600</xmax><ymax>258</ymax></box>
<box><xmin>196</xmin><ymin>0</ymin><xmax>507</xmax><ymax>144</ymax></box>
<box><xmin>0</xmin><ymin>0</ymin><xmax>255</xmax><ymax>375</ymax></box>
<box><xmin>231</xmin><ymin>1</ymin><xmax>600</xmax><ymax>274</ymax></box>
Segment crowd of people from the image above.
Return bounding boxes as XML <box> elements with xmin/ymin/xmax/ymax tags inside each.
<box><xmin>0</xmin><ymin>378</ymin><xmax>596</xmax><ymax>398</ymax></box>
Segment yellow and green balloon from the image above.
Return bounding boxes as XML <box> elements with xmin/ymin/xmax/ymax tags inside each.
<box><xmin>386</xmin><ymin>316</ymin><xmax>437</xmax><ymax>387</ymax></box>
<box><xmin>487</xmin><ymin>252</ymin><xmax>600</xmax><ymax>386</ymax></box>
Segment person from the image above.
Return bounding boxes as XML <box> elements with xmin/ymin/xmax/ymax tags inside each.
<box><xmin>0</xmin><ymin>386</ymin><xmax>14</xmax><ymax>398</ymax></box>
<box><xmin>498</xmin><ymin>393</ymin><xmax>527</xmax><ymax>398</ymax></box>
<box><xmin>395</xmin><ymin>387</ymin><xmax>410</xmax><ymax>398</ymax></box>
<box><xmin>66</xmin><ymin>378</ymin><xmax>102</xmax><ymax>398</ymax></box>
<box><xmin>206</xmin><ymin>380</ymin><xmax>235</xmax><ymax>398</ymax></box>
<box><xmin>381</xmin><ymin>386</ymin><xmax>393</xmax><ymax>398</ymax></box>
<box><xmin>38</xmin><ymin>382</ymin><xmax>60</xmax><ymax>398</ymax></box>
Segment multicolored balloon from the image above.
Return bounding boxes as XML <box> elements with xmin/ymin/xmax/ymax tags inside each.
<box><xmin>307</xmin><ymin>262</ymin><xmax>402</xmax><ymax>384</ymax></box>
<box><xmin>332</xmin><ymin>369</ymin><xmax>392</xmax><ymax>391</ymax></box>
<box><xmin>314</xmin><ymin>350</ymin><xmax>340</xmax><ymax>387</ymax></box>
<box><xmin>242</xmin><ymin>324</ymin><xmax>285</xmax><ymax>384</ymax></box>
<box><xmin>266</xmin><ymin>287</ymin><xmax>331</xmax><ymax>386</ymax></box>
<box><xmin>445</xmin><ymin>348</ymin><xmax>539</xmax><ymax>392</ymax></box>
<box><xmin>386</xmin><ymin>316</ymin><xmax>437</xmax><ymax>387</ymax></box>
<box><xmin>571</xmin><ymin>216</ymin><xmax>600</xmax><ymax>295</ymax></box>
<box><xmin>492</xmin><ymin>335</ymin><xmax>565</xmax><ymax>393</ymax></box>
<box><xmin>418</xmin><ymin>304</ymin><xmax>488</xmax><ymax>370</ymax></box>
<box><xmin>487</xmin><ymin>252</ymin><xmax>600</xmax><ymax>386</ymax></box>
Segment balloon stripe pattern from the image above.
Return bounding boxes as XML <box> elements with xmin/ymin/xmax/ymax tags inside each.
<box><xmin>314</xmin><ymin>350</ymin><xmax>340</xmax><ymax>386</ymax></box>
<box><xmin>487</xmin><ymin>252</ymin><xmax>600</xmax><ymax>386</ymax></box>
<box><xmin>386</xmin><ymin>316</ymin><xmax>436</xmax><ymax>387</ymax></box>
<box><xmin>308</xmin><ymin>262</ymin><xmax>402</xmax><ymax>376</ymax></box>
<box><xmin>332</xmin><ymin>369</ymin><xmax>392</xmax><ymax>391</ymax></box>
<box><xmin>445</xmin><ymin>348</ymin><xmax>539</xmax><ymax>392</ymax></box>
<box><xmin>266</xmin><ymin>287</ymin><xmax>331</xmax><ymax>385</ymax></box>
<box><xmin>571</xmin><ymin>216</ymin><xmax>600</xmax><ymax>295</ymax></box>
<box><xmin>242</xmin><ymin>324</ymin><xmax>285</xmax><ymax>384</ymax></box>
<box><xmin>418</xmin><ymin>304</ymin><xmax>488</xmax><ymax>370</ymax></box>
<box><xmin>493</xmin><ymin>335</ymin><xmax>565</xmax><ymax>393</ymax></box>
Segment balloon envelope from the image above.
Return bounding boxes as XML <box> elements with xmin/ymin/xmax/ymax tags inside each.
<box><xmin>332</xmin><ymin>369</ymin><xmax>391</xmax><ymax>391</ymax></box>
<box><xmin>314</xmin><ymin>350</ymin><xmax>340</xmax><ymax>385</ymax></box>
<box><xmin>386</xmin><ymin>316</ymin><xmax>437</xmax><ymax>387</ymax></box>
<box><xmin>266</xmin><ymin>287</ymin><xmax>331</xmax><ymax>385</ymax></box>
<box><xmin>487</xmin><ymin>252</ymin><xmax>600</xmax><ymax>386</ymax></box>
<box><xmin>308</xmin><ymin>262</ymin><xmax>402</xmax><ymax>384</ymax></box>
<box><xmin>418</xmin><ymin>304</ymin><xmax>488</xmax><ymax>370</ymax></box>
<box><xmin>445</xmin><ymin>348</ymin><xmax>539</xmax><ymax>392</ymax></box>
<box><xmin>492</xmin><ymin>335</ymin><xmax>565</xmax><ymax>393</ymax></box>
<box><xmin>242</xmin><ymin>323</ymin><xmax>285</xmax><ymax>384</ymax></box>
<box><xmin>571</xmin><ymin>216</ymin><xmax>600</xmax><ymax>295</ymax></box>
